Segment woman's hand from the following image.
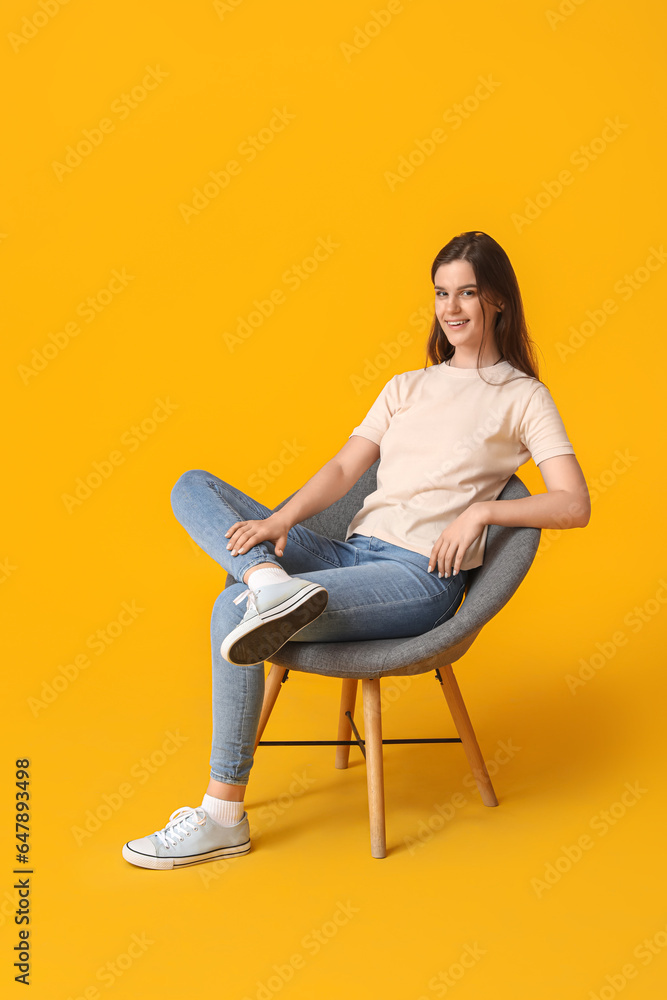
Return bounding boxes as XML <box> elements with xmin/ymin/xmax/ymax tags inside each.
<box><xmin>224</xmin><ymin>512</ymin><xmax>292</xmax><ymax>558</ymax></box>
<box><xmin>428</xmin><ymin>503</ymin><xmax>487</xmax><ymax>578</ymax></box>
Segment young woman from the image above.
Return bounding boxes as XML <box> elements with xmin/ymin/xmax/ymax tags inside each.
<box><xmin>122</xmin><ymin>230</ymin><xmax>590</xmax><ymax>870</ymax></box>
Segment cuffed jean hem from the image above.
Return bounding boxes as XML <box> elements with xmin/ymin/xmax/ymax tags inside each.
<box><xmin>209</xmin><ymin>771</ymin><xmax>249</xmax><ymax>786</ymax></box>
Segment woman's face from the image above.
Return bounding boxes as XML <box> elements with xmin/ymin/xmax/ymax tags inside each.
<box><xmin>433</xmin><ymin>259</ymin><xmax>500</xmax><ymax>351</ymax></box>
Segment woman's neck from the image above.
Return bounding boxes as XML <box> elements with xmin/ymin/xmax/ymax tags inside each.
<box><xmin>447</xmin><ymin>349</ymin><xmax>503</xmax><ymax>369</ymax></box>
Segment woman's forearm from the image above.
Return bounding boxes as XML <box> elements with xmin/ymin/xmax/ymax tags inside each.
<box><xmin>475</xmin><ymin>490</ymin><xmax>590</xmax><ymax>531</ymax></box>
<box><xmin>273</xmin><ymin>460</ymin><xmax>354</xmax><ymax>529</ymax></box>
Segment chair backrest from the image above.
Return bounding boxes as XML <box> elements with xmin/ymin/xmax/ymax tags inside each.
<box><xmin>270</xmin><ymin>461</ymin><xmax>379</xmax><ymax>540</ymax></box>
<box><xmin>457</xmin><ymin>474</ymin><xmax>541</xmax><ymax>632</ymax></box>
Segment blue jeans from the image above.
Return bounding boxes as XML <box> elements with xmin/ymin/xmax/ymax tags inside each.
<box><xmin>170</xmin><ymin>469</ymin><xmax>468</xmax><ymax>786</ymax></box>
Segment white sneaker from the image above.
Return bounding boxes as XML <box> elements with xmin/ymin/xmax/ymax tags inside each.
<box><xmin>122</xmin><ymin>805</ymin><xmax>251</xmax><ymax>870</ymax></box>
<box><xmin>221</xmin><ymin>578</ymin><xmax>328</xmax><ymax>665</ymax></box>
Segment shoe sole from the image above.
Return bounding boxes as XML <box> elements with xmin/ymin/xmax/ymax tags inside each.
<box><xmin>121</xmin><ymin>839</ymin><xmax>251</xmax><ymax>870</ymax></box>
<box><xmin>223</xmin><ymin>584</ymin><xmax>328</xmax><ymax>665</ymax></box>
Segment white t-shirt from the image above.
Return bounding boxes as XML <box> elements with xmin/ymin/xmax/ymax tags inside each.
<box><xmin>345</xmin><ymin>359</ymin><xmax>576</xmax><ymax>570</ymax></box>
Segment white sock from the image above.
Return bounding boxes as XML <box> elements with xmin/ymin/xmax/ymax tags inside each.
<box><xmin>202</xmin><ymin>792</ymin><xmax>245</xmax><ymax>827</ymax></box>
<box><xmin>246</xmin><ymin>565</ymin><xmax>292</xmax><ymax>593</ymax></box>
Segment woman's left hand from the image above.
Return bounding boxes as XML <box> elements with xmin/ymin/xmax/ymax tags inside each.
<box><xmin>428</xmin><ymin>503</ymin><xmax>488</xmax><ymax>579</ymax></box>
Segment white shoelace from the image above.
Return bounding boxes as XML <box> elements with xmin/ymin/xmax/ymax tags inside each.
<box><xmin>232</xmin><ymin>588</ymin><xmax>258</xmax><ymax>615</ymax></box>
<box><xmin>154</xmin><ymin>806</ymin><xmax>207</xmax><ymax>848</ymax></box>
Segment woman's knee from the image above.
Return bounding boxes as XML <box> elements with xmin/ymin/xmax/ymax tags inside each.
<box><xmin>170</xmin><ymin>468</ymin><xmax>211</xmax><ymax>514</ymax></box>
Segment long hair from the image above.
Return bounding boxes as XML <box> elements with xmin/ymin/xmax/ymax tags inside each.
<box><xmin>424</xmin><ymin>231</ymin><xmax>543</xmax><ymax>386</ymax></box>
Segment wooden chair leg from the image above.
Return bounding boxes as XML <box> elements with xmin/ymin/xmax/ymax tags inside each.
<box><xmin>362</xmin><ymin>678</ymin><xmax>386</xmax><ymax>858</ymax></box>
<box><xmin>437</xmin><ymin>663</ymin><xmax>498</xmax><ymax>807</ymax></box>
<box><xmin>335</xmin><ymin>678</ymin><xmax>359</xmax><ymax>769</ymax></box>
<box><xmin>253</xmin><ymin>663</ymin><xmax>287</xmax><ymax>753</ymax></box>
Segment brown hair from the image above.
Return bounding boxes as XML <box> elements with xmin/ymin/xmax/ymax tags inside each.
<box><xmin>424</xmin><ymin>231</ymin><xmax>544</xmax><ymax>387</ymax></box>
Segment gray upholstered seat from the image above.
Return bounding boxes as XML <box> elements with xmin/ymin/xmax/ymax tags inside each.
<box><xmin>224</xmin><ymin>459</ymin><xmax>541</xmax><ymax>679</ymax></box>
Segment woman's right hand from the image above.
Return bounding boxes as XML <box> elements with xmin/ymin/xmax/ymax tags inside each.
<box><xmin>224</xmin><ymin>512</ymin><xmax>292</xmax><ymax>558</ymax></box>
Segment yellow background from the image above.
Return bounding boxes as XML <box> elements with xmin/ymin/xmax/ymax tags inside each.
<box><xmin>2</xmin><ymin>0</ymin><xmax>666</xmax><ymax>996</ymax></box>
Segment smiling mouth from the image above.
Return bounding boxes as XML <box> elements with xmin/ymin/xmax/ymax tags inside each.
<box><xmin>446</xmin><ymin>320</ymin><xmax>469</xmax><ymax>328</ymax></box>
